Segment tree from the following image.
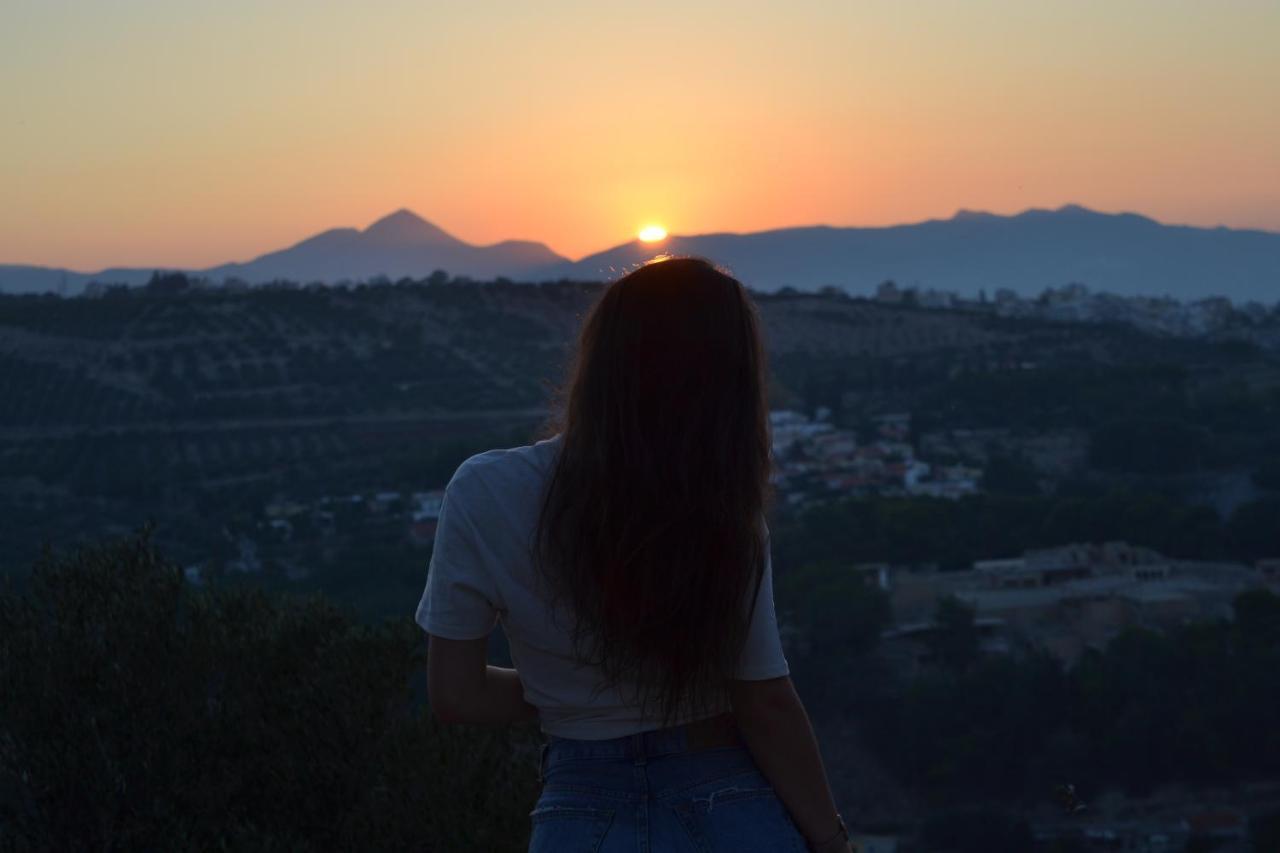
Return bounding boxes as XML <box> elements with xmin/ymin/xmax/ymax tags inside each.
<box><xmin>776</xmin><ymin>560</ymin><xmax>891</xmax><ymax>693</ymax></box>
<box><xmin>145</xmin><ymin>271</ymin><xmax>192</xmax><ymax>294</ymax></box>
<box><xmin>1251</xmin><ymin>810</ymin><xmax>1280</xmax><ymax>853</ymax></box>
<box><xmin>1228</xmin><ymin>497</ymin><xmax>1280</xmax><ymax>561</ymax></box>
<box><xmin>982</xmin><ymin>452</ymin><xmax>1041</xmax><ymax>496</ymax></box>
<box><xmin>0</xmin><ymin>530</ymin><xmax>540</xmax><ymax>850</ymax></box>
<box><xmin>928</xmin><ymin>595</ymin><xmax>979</xmax><ymax>671</ymax></box>
<box><xmin>1089</xmin><ymin>418</ymin><xmax>1211</xmax><ymax>475</ymax></box>
<box><xmin>920</xmin><ymin>810</ymin><xmax>1034</xmax><ymax>853</ymax></box>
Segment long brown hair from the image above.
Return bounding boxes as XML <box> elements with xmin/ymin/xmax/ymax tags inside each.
<box><xmin>533</xmin><ymin>257</ymin><xmax>774</xmax><ymax>728</ymax></box>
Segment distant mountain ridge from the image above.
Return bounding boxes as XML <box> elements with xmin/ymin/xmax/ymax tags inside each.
<box><xmin>204</xmin><ymin>209</ymin><xmax>565</xmax><ymax>284</ymax></box>
<box><xmin>2</xmin><ymin>205</ymin><xmax>1278</xmax><ymax>302</ymax></box>
<box><xmin>0</xmin><ymin>210</ymin><xmax>566</xmax><ymax>295</ymax></box>
<box><xmin>545</xmin><ymin>205</ymin><xmax>1280</xmax><ymax>303</ymax></box>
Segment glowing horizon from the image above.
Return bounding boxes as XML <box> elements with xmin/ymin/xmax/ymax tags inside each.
<box><xmin>637</xmin><ymin>225</ymin><xmax>668</xmax><ymax>244</ymax></box>
<box><xmin>2</xmin><ymin>1</ymin><xmax>1278</xmax><ymax>271</ymax></box>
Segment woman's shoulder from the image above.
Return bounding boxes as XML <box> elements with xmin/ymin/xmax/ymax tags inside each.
<box><xmin>446</xmin><ymin>433</ymin><xmax>562</xmax><ymax>501</ymax></box>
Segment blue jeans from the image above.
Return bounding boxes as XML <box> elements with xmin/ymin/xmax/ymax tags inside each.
<box><xmin>529</xmin><ymin>723</ymin><xmax>809</xmax><ymax>852</ymax></box>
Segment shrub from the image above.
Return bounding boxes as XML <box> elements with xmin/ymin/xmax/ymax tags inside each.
<box><xmin>0</xmin><ymin>530</ymin><xmax>539</xmax><ymax>851</ymax></box>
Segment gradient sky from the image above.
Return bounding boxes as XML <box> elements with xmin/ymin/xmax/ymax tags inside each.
<box><xmin>3</xmin><ymin>0</ymin><xmax>1278</xmax><ymax>270</ymax></box>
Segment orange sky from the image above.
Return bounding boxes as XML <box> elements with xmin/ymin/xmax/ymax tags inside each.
<box><xmin>2</xmin><ymin>1</ymin><xmax>1278</xmax><ymax>270</ymax></box>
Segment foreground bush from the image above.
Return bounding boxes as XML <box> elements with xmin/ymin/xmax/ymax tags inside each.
<box><xmin>0</xmin><ymin>531</ymin><xmax>539</xmax><ymax>851</ymax></box>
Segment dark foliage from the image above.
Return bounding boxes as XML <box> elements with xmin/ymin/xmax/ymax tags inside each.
<box><xmin>773</xmin><ymin>491</ymin><xmax>1280</xmax><ymax>572</ymax></box>
<box><xmin>1090</xmin><ymin>418</ymin><xmax>1213</xmax><ymax>474</ymax></box>
<box><xmin>918</xmin><ymin>809</ymin><xmax>1035</xmax><ymax>853</ymax></box>
<box><xmin>774</xmin><ymin>560</ymin><xmax>892</xmax><ymax>704</ymax></box>
<box><xmin>0</xmin><ymin>531</ymin><xmax>539</xmax><ymax>851</ymax></box>
<box><xmin>925</xmin><ymin>596</ymin><xmax>980</xmax><ymax>672</ymax></box>
<box><xmin>1252</xmin><ymin>809</ymin><xmax>1280</xmax><ymax>852</ymax></box>
<box><xmin>855</xmin><ymin>589</ymin><xmax>1280</xmax><ymax>803</ymax></box>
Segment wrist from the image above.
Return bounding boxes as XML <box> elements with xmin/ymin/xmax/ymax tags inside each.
<box><xmin>806</xmin><ymin>812</ymin><xmax>850</xmax><ymax>852</ymax></box>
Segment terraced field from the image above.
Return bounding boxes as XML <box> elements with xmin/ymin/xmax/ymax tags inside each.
<box><xmin>2</xmin><ymin>277</ymin><xmax>1276</xmax><ymax>577</ymax></box>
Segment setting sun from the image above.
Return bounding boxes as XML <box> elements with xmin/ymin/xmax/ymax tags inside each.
<box><xmin>637</xmin><ymin>224</ymin><xmax>668</xmax><ymax>243</ymax></box>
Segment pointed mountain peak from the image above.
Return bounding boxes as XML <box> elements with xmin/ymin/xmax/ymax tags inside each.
<box><xmin>369</xmin><ymin>208</ymin><xmax>426</xmax><ymax>227</ymax></box>
<box><xmin>363</xmin><ymin>209</ymin><xmax>459</xmax><ymax>245</ymax></box>
<box><xmin>1015</xmin><ymin>203</ymin><xmax>1100</xmax><ymax>221</ymax></box>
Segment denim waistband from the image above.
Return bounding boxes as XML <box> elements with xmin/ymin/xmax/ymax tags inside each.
<box><xmin>538</xmin><ymin>722</ymin><xmax>703</xmax><ymax>782</ymax></box>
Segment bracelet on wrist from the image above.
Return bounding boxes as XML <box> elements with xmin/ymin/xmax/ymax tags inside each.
<box><xmin>810</xmin><ymin>812</ymin><xmax>849</xmax><ymax>849</ymax></box>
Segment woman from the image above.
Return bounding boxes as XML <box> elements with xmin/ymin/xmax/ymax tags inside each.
<box><xmin>418</xmin><ymin>257</ymin><xmax>854</xmax><ymax>853</ymax></box>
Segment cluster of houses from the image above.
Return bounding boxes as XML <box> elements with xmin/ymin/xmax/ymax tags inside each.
<box><xmin>257</xmin><ymin>489</ymin><xmax>447</xmax><ymax>548</ymax></box>
<box><xmin>186</xmin><ymin>488</ymin><xmax>448</xmax><ymax>582</ymax></box>
<box><xmin>987</xmin><ymin>283</ymin><xmax>1275</xmax><ymax>343</ymax></box>
<box><xmin>205</xmin><ymin>408</ymin><xmax>982</xmax><ymax>582</ymax></box>
<box><xmin>861</xmin><ymin>542</ymin><xmax>1280</xmax><ymax>673</ymax></box>
<box><xmin>872</xmin><ymin>278</ymin><xmax>1280</xmax><ymax>352</ymax></box>
<box><xmin>770</xmin><ymin>409</ymin><xmax>983</xmax><ymax>505</ymax></box>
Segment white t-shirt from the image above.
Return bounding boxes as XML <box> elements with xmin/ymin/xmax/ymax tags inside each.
<box><xmin>415</xmin><ymin>432</ymin><xmax>791</xmax><ymax>740</ymax></box>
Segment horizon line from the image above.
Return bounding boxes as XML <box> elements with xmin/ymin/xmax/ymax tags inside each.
<box><xmin>5</xmin><ymin>201</ymin><xmax>1279</xmax><ymax>275</ymax></box>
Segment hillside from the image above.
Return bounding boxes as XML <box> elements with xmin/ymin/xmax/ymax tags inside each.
<box><xmin>2</xmin><ymin>275</ymin><xmax>1277</xmax><ymax>585</ymax></box>
<box><xmin>5</xmin><ymin>275</ymin><xmax>1270</xmax><ymax>435</ymax></box>
<box><xmin>2</xmin><ymin>279</ymin><xmax>1278</xmax><ymax>849</ymax></box>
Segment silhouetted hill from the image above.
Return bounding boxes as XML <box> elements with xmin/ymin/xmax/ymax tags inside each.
<box><xmin>0</xmin><ymin>264</ymin><xmax>155</xmax><ymax>294</ymax></box>
<box><xmin>0</xmin><ymin>210</ymin><xmax>566</xmax><ymax>294</ymax></box>
<box><xmin>206</xmin><ymin>209</ymin><xmax>565</xmax><ymax>284</ymax></box>
<box><xmin>543</xmin><ymin>205</ymin><xmax>1280</xmax><ymax>302</ymax></box>
<box><xmin>4</xmin><ymin>206</ymin><xmax>1277</xmax><ymax>300</ymax></box>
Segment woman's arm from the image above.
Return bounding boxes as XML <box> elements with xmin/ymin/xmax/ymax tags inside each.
<box><xmin>426</xmin><ymin>634</ymin><xmax>538</xmax><ymax>725</ymax></box>
<box><xmin>729</xmin><ymin>675</ymin><xmax>853</xmax><ymax>853</ymax></box>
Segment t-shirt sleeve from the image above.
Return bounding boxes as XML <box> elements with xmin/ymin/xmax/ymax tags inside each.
<box><xmin>735</xmin><ymin>525</ymin><xmax>791</xmax><ymax>680</ymax></box>
<box><xmin>414</xmin><ymin>476</ymin><xmax>501</xmax><ymax>641</ymax></box>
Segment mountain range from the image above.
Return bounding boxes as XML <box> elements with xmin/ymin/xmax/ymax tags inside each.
<box><xmin>0</xmin><ymin>210</ymin><xmax>565</xmax><ymax>295</ymax></box>
<box><xmin>3</xmin><ymin>205</ymin><xmax>1278</xmax><ymax>302</ymax></box>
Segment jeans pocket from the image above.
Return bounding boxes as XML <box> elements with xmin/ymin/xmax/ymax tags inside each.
<box><xmin>528</xmin><ymin>804</ymin><xmax>615</xmax><ymax>853</ymax></box>
<box><xmin>670</xmin><ymin>776</ymin><xmax>808</xmax><ymax>853</ymax></box>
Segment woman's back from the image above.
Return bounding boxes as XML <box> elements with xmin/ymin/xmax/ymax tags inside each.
<box><xmin>416</xmin><ymin>430</ymin><xmax>791</xmax><ymax>740</ymax></box>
